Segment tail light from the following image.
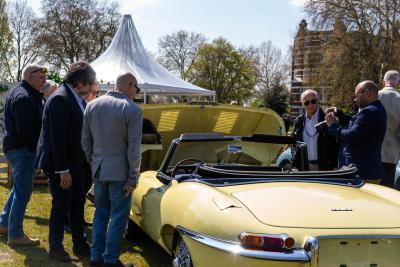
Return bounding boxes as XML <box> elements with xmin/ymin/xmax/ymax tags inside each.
<box><xmin>238</xmin><ymin>232</ymin><xmax>295</xmax><ymax>252</ymax></box>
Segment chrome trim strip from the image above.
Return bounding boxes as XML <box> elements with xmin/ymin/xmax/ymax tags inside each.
<box><xmin>176</xmin><ymin>226</ymin><xmax>310</xmax><ymax>262</ymax></box>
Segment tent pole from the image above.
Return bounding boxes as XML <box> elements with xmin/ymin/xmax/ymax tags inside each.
<box><xmin>144</xmin><ymin>91</ymin><xmax>147</xmax><ymax>104</ymax></box>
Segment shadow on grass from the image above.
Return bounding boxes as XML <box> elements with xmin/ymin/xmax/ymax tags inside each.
<box><xmin>25</xmin><ymin>214</ymin><xmax>50</xmax><ymax>226</ymax></box>
<box><xmin>121</xmin><ymin>233</ymin><xmax>170</xmax><ymax>267</ymax></box>
<box><xmin>0</xmin><ymin>233</ymin><xmax>84</xmax><ymax>267</ymax></box>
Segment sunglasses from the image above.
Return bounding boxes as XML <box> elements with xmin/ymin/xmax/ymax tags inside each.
<box><xmin>31</xmin><ymin>68</ymin><xmax>47</xmax><ymax>75</ymax></box>
<box><xmin>353</xmin><ymin>89</ymin><xmax>368</xmax><ymax>99</ymax></box>
<box><xmin>303</xmin><ymin>99</ymin><xmax>317</xmax><ymax>106</ymax></box>
<box><xmin>130</xmin><ymin>83</ymin><xmax>140</xmax><ymax>94</ymax></box>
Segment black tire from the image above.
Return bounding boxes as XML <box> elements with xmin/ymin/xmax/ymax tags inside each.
<box><xmin>172</xmin><ymin>235</ymin><xmax>193</xmax><ymax>267</ymax></box>
<box><xmin>124</xmin><ymin>219</ymin><xmax>145</xmax><ymax>241</ymax></box>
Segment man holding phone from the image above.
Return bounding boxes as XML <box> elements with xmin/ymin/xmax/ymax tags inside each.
<box><xmin>82</xmin><ymin>72</ymin><xmax>142</xmax><ymax>267</ymax></box>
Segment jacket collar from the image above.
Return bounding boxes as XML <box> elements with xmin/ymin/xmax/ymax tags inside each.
<box><xmin>382</xmin><ymin>86</ymin><xmax>398</xmax><ymax>92</ymax></box>
<box><xmin>21</xmin><ymin>80</ymin><xmax>43</xmax><ymax>99</ymax></box>
<box><xmin>106</xmin><ymin>90</ymin><xmax>130</xmax><ymax>100</ymax></box>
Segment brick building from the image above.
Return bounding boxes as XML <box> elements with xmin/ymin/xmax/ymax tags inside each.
<box><xmin>290</xmin><ymin>19</ymin><xmax>331</xmax><ymax>118</ymax></box>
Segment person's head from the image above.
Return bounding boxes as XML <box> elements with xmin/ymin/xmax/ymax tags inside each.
<box><xmin>383</xmin><ymin>70</ymin><xmax>400</xmax><ymax>88</ymax></box>
<box><xmin>42</xmin><ymin>80</ymin><xmax>58</xmax><ymax>98</ymax></box>
<box><xmin>301</xmin><ymin>89</ymin><xmax>319</xmax><ymax>117</ymax></box>
<box><xmin>23</xmin><ymin>64</ymin><xmax>47</xmax><ymax>91</ymax></box>
<box><xmin>64</xmin><ymin>61</ymin><xmax>96</xmax><ymax>96</ymax></box>
<box><xmin>115</xmin><ymin>72</ymin><xmax>139</xmax><ymax>100</ymax></box>
<box><xmin>84</xmin><ymin>82</ymin><xmax>100</xmax><ymax>102</ymax></box>
<box><xmin>354</xmin><ymin>80</ymin><xmax>379</xmax><ymax>108</ymax></box>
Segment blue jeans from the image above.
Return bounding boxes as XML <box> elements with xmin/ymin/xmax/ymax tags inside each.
<box><xmin>91</xmin><ymin>177</ymin><xmax>132</xmax><ymax>264</ymax></box>
<box><xmin>0</xmin><ymin>148</ymin><xmax>35</xmax><ymax>239</ymax></box>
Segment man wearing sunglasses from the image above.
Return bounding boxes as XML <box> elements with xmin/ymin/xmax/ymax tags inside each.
<box><xmin>0</xmin><ymin>64</ymin><xmax>46</xmax><ymax>246</ymax></box>
<box><xmin>82</xmin><ymin>72</ymin><xmax>142</xmax><ymax>267</ymax></box>
<box><xmin>292</xmin><ymin>89</ymin><xmax>338</xmax><ymax>171</ymax></box>
<box><xmin>325</xmin><ymin>80</ymin><xmax>387</xmax><ymax>183</ymax></box>
<box><xmin>84</xmin><ymin>82</ymin><xmax>100</xmax><ymax>103</ymax></box>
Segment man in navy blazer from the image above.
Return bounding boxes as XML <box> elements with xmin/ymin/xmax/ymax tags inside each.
<box><xmin>36</xmin><ymin>61</ymin><xmax>95</xmax><ymax>262</ymax></box>
<box><xmin>325</xmin><ymin>80</ymin><xmax>387</xmax><ymax>181</ymax></box>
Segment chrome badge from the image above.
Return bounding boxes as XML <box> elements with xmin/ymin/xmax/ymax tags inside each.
<box><xmin>331</xmin><ymin>208</ymin><xmax>353</xmax><ymax>211</ymax></box>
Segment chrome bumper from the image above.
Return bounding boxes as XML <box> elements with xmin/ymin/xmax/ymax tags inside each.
<box><xmin>176</xmin><ymin>226</ymin><xmax>311</xmax><ymax>262</ymax></box>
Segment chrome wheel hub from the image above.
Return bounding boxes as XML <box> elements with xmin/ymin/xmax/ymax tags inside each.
<box><xmin>173</xmin><ymin>238</ymin><xmax>192</xmax><ymax>267</ymax></box>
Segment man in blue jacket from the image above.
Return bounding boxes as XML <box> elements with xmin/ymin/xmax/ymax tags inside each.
<box><xmin>326</xmin><ymin>80</ymin><xmax>387</xmax><ymax>182</ymax></box>
<box><xmin>36</xmin><ymin>61</ymin><xmax>95</xmax><ymax>262</ymax></box>
<box><xmin>0</xmin><ymin>64</ymin><xmax>46</xmax><ymax>246</ymax></box>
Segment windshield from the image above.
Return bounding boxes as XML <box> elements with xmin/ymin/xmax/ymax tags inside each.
<box><xmin>167</xmin><ymin>140</ymin><xmax>285</xmax><ymax>169</ymax></box>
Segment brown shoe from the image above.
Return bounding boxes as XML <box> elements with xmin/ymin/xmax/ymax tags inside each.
<box><xmin>49</xmin><ymin>248</ymin><xmax>79</xmax><ymax>262</ymax></box>
<box><xmin>0</xmin><ymin>225</ymin><xmax>7</xmax><ymax>235</ymax></box>
<box><xmin>7</xmin><ymin>234</ymin><xmax>40</xmax><ymax>246</ymax></box>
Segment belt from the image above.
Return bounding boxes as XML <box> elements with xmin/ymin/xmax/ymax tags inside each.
<box><xmin>309</xmin><ymin>160</ymin><xmax>319</xmax><ymax>164</ymax></box>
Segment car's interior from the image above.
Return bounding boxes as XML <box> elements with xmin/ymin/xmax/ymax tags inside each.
<box><xmin>156</xmin><ymin>133</ymin><xmax>362</xmax><ymax>187</ymax></box>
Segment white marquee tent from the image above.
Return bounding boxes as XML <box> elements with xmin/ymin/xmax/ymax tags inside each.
<box><xmin>91</xmin><ymin>15</ymin><xmax>215</xmax><ymax>101</ymax></box>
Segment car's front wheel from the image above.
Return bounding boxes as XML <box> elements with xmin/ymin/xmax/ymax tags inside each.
<box><xmin>172</xmin><ymin>235</ymin><xmax>193</xmax><ymax>267</ymax></box>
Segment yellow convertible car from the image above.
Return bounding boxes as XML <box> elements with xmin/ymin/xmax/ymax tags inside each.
<box><xmin>127</xmin><ymin>104</ymin><xmax>400</xmax><ymax>267</ymax></box>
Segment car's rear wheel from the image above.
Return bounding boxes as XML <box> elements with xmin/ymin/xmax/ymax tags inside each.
<box><xmin>124</xmin><ymin>219</ymin><xmax>145</xmax><ymax>241</ymax></box>
<box><xmin>172</xmin><ymin>236</ymin><xmax>193</xmax><ymax>267</ymax></box>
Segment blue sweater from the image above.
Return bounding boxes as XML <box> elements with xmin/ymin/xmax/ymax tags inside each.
<box><xmin>3</xmin><ymin>81</ymin><xmax>43</xmax><ymax>154</ymax></box>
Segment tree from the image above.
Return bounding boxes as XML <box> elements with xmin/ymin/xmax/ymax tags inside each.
<box><xmin>191</xmin><ymin>38</ymin><xmax>256</xmax><ymax>104</ymax></box>
<box><xmin>37</xmin><ymin>0</ymin><xmax>120</xmax><ymax>70</ymax></box>
<box><xmin>245</xmin><ymin>41</ymin><xmax>290</xmax><ymax>115</ymax></box>
<box><xmin>158</xmin><ymin>30</ymin><xmax>206</xmax><ymax>82</ymax></box>
<box><xmin>0</xmin><ymin>0</ymin><xmax>13</xmax><ymax>81</ymax></box>
<box><xmin>304</xmin><ymin>0</ymin><xmax>400</xmax><ymax>109</ymax></box>
<box><xmin>6</xmin><ymin>0</ymin><xmax>40</xmax><ymax>81</ymax></box>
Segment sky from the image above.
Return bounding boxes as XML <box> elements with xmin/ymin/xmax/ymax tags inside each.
<box><xmin>26</xmin><ymin>0</ymin><xmax>307</xmax><ymax>55</ymax></box>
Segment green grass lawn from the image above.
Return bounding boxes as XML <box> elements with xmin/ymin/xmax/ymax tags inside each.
<box><xmin>0</xmin><ymin>182</ymin><xmax>170</xmax><ymax>267</ymax></box>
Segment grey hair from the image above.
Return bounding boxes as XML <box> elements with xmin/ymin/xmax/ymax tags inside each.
<box><xmin>43</xmin><ymin>80</ymin><xmax>58</xmax><ymax>91</ymax></box>
<box><xmin>383</xmin><ymin>70</ymin><xmax>400</xmax><ymax>86</ymax></box>
<box><xmin>22</xmin><ymin>63</ymin><xmax>44</xmax><ymax>80</ymax></box>
<box><xmin>301</xmin><ymin>89</ymin><xmax>319</xmax><ymax>101</ymax></box>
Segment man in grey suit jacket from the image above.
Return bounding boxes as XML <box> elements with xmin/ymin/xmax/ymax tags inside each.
<box><xmin>379</xmin><ymin>70</ymin><xmax>400</xmax><ymax>187</ymax></box>
<box><xmin>82</xmin><ymin>72</ymin><xmax>142</xmax><ymax>267</ymax></box>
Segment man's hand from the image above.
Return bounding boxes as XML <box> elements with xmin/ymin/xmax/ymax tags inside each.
<box><xmin>325</xmin><ymin>112</ymin><xmax>339</xmax><ymax>127</ymax></box>
<box><xmin>325</xmin><ymin>107</ymin><xmax>337</xmax><ymax>114</ymax></box>
<box><xmin>123</xmin><ymin>183</ymin><xmax>136</xmax><ymax>197</ymax></box>
<box><xmin>60</xmin><ymin>172</ymin><xmax>72</xmax><ymax>189</ymax></box>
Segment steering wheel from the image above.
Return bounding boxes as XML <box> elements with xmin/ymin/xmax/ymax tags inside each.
<box><xmin>170</xmin><ymin>158</ymin><xmax>204</xmax><ymax>178</ymax></box>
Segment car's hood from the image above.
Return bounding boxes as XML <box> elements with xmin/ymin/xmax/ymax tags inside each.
<box><xmin>231</xmin><ymin>183</ymin><xmax>400</xmax><ymax>229</ymax></box>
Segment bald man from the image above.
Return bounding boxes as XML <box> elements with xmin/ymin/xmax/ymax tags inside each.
<box><xmin>82</xmin><ymin>72</ymin><xmax>142</xmax><ymax>267</ymax></box>
<box><xmin>0</xmin><ymin>64</ymin><xmax>46</xmax><ymax>246</ymax></box>
<box><xmin>326</xmin><ymin>81</ymin><xmax>387</xmax><ymax>182</ymax></box>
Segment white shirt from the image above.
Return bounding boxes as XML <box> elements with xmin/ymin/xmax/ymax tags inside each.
<box><xmin>67</xmin><ymin>83</ymin><xmax>85</xmax><ymax>113</ymax></box>
<box><xmin>302</xmin><ymin>109</ymin><xmax>319</xmax><ymax>161</ymax></box>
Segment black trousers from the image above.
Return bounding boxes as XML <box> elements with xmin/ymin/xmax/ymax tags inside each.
<box><xmin>46</xmin><ymin>170</ymin><xmax>87</xmax><ymax>251</ymax></box>
<box><xmin>380</xmin><ymin>162</ymin><xmax>396</xmax><ymax>188</ymax></box>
